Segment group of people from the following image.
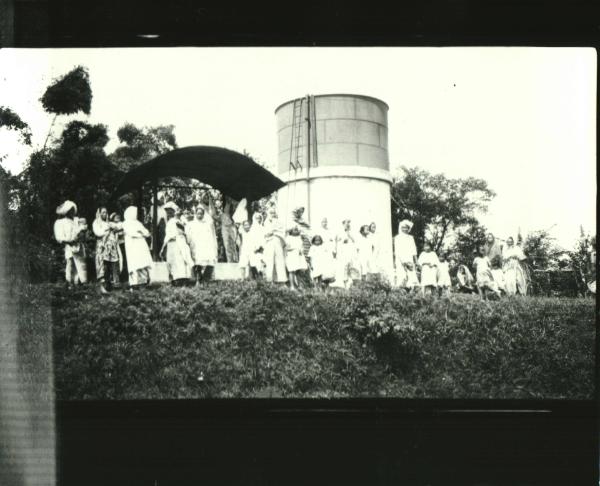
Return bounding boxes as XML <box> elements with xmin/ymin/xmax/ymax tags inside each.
<box><xmin>238</xmin><ymin>206</ymin><xmax>383</xmax><ymax>290</ymax></box>
<box><xmin>393</xmin><ymin>223</ymin><xmax>528</xmax><ymax>298</ymax></box>
<box><xmin>53</xmin><ymin>200</ymin><xmax>155</xmax><ymax>292</ymax></box>
<box><xmin>53</xmin><ymin>196</ymin><xmax>529</xmax><ymax>298</ymax></box>
<box><xmin>152</xmin><ymin>201</ymin><xmax>384</xmax><ymax>290</ymax></box>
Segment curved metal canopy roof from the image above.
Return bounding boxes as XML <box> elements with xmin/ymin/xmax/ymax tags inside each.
<box><xmin>111</xmin><ymin>146</ymin><xmax>285</xmax><ymax>201</ymax></box>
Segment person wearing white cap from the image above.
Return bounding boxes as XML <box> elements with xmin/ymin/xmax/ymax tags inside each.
<box><xmin>53</xmin><ymin>200</ymin><xmax>88</xmax><ymax>287</ymax></box>
<box><xmin>122</xmin><ymin>206</ymin><xmax>153</xmax><ymax>288</ymax></box>
<box><xmin>393</xmin><ymin>219</ymin><xmax>419</xmax><ymax>290</ymax></box>
<box><xmin>160</xmin><ymin>201</ymin><xmax>193</xmax><ymax>285</ymax></box>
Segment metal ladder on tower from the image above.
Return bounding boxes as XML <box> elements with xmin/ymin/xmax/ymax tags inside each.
<box><xmin>289</xmin><ymin>97</ymin><xmax>305</xmax><ymax>172</ymax></box>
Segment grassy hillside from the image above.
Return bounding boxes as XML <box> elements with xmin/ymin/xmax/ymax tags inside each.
<box><xmin>16</xmin><ymin>281</ymin><xmax>595</xmax><ymax>400</ymax></box>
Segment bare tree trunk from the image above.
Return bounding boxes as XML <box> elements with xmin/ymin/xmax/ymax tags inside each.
<box><xmin>436</xmin><ymin>221</ymin><xmax>450</xmax><ymax>252</ymax></box>
<box><xmin>41</xmin><ymin>114</ymin><xmax>58</xmax><ymax>151</ymax></box>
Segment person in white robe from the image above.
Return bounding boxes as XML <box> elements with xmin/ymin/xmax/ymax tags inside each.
<box><xmin>308</xmin><ymin>234</ymin><xmax>336</xmax><ymax>288</ymax></box>
<box><xmin>263</xmin><ymin>208</ymin><xmax>287</xmax><ymax>283</ymax></box>
<box><xmin>502</xmin><ymin>236</ymin><xmax>528</xmax><ymax>295</ymax></box>
<box><xmin>246</xmin><ymin>212</ymin><xmax>266</xmax><ymax>279</ymax></box>
<box><xmin>160</xmin><ymin>202</ymin><xmax>193</xmax><ymax>285</ymax></box>
<box><xmin>185</xmin><ymin>203</ymin><xmax>219</xmax><ymax>285</ymax></box>
<box><xmin>393</xmin><ymin>220</ymin><xmax>419</xmax><ymax>290</ymax></box>
<box><xmin>456</xmin><ymin>263</ymin><xmax>476</xmax><ymax>294</ymax></box>
<box><xmin>417</xmin><ymin>241</ymin><xmax>440</xmax><ymax>296</ymax></box>
<box><xmin>53</xmin><ymin>200</ymin><xmax>88</xmax><ymax>287</ymax></box>
<box><xmin>92</xmin><ymin>207</ymin><xmax>122</xmax><ymax>293</ymax></box>
<box><xmin>122</xmin><ymin>206</ymin><xmax>153</xmax><ymax>288</ymax></box>
<box><xmin>319</xmin><ymin>218</ymin><xmax>336</xmax><ymax>257</ymax></box>
<box><xmin>331</xmin><ymin>219</ymin><xmax>359</xmax><ymax>289</ymax></box>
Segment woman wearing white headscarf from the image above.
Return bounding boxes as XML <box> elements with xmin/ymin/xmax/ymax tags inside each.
<box><xmin>53</xmin><ymin>200</ymin><xmax>88</xmax><ymax>286</ymax></box>
<box><xmin>185</xmin><ymin>202</ymin><xmax>219</xmax><ymax>284</ymax></box>
<box><xmin>122</xmin><ymin>206</ymin><xmax>153</xmax><ymax>288</ymax></box>
<box><xmin>93</xmin><ymin>206</ymin><xmax>122</xmax><ymax>293</ymax></box>
<box><xmin>160</xmin><ymin>201</ymin><xmax>193</xmax><ymax>285</ymax></box>
<box><xmin>263</xmin><ymin>207</ymin><xmax>288</xmax><ymax>283</ymax></box>
<box><xmin>502</xmin><ymin>236</ymin><xmax>528</xmax><ymax>295</ymax></box>
<box><xmin>393</xmin><ymin>219</ymin><xmax>419</xmax><ymax>290</ymax></box>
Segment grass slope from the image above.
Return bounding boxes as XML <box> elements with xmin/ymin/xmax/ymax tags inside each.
<box><xmin>17</xmin><ymin>281</ymin><xmax>595</xmax><ymax>400</ymax></box>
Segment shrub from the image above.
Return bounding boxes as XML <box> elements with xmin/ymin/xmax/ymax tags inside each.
<box><xmin>16</xmin><ymin>281</ymin><xmax>594</xmax><ymax>400</ymax></box>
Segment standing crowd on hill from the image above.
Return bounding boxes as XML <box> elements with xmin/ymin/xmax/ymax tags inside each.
<box><xmin>53</xmin><ymin>197</ymin><xmax>529</xmax><ymax>298</ymax></box>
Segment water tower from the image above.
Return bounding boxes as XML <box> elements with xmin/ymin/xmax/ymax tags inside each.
<box><xmin>274</xmin><ymin>93</ymin><xmax>394</xmax><ymax>280</ymax></box>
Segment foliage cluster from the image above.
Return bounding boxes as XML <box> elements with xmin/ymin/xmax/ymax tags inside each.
<box><xmin>0</xmin><ymin>107</ymin><xmax>32</xmax><ymax>146</ymax></box>
<box><xmin>0</xmin><ymin>67</ymin><xmax>183</xmax><ymax>281</ymax></box>
<box><xmin>390</xmin><ymin>166</ymin><xmax>495</xmax><ymax>254</ymax></box>
<box><xmin>21</xmin><ymin>281</ymin><xmax>593</xmax><ymax>400</ymax></box>
<box><xmin>39</xmin><ymin>66</ymin><xmax>92</xmax><ymax>116</ymax></box>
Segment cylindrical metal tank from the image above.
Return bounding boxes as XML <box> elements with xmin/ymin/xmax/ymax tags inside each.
<box><xmin>274</xmin><ymin>93</ymin><xmax>394</xmax><ymax>281</ymax></box>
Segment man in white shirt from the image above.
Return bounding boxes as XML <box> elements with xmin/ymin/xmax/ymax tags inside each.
<box><xmin>393</xmin><ymin>219</ymin><xmax>419</xmax><ymax>289</ymax></box>
<box><xmin>53</xmin><ymin>200</ymin><xmax>88</xmax><ymax>286</ymax></box>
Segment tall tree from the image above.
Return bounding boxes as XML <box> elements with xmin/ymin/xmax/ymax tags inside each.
<box><xmin>0</xmin><ymin>107</ymin><xmax>31</xmax><ymax>208</ymax></box>
<box><xmin>452</xmin><ymin>221</ymin><xmax>488</xmax><ymax>265</ymax></box>
<box><xmin>522</xmin><ymin>229</ymin><xmax>564</xmax><ymax>271</ymax></box>
<box><xmin>19</xmin><ymin>121</ymin><xmax>122</xmax><ymax>236</ymax></box>
<box><xmin>391</xmin><ymin>166</ymin><xmax>495</xmax><ymax>252</ymax></box>
<box><xmin>39</xmin><ymin>66</ymin><xmax>92</xmax><ymax>150</ymax></box>
<box><xmin>110</xmin><ymin>123</ymin><xmax>177</xmax><ymax>171</ymax></box>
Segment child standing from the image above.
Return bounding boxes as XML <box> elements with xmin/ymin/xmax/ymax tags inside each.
<box><xmin>308</xmin><ymin>234</ymin><xmax>336</xmax><ymax>289</ymax></box>
<box><xmin>437</xmin><ymin>252</ymin><xmax>452</xmax><ymax>296</ymax></box>
<box><xmin>417</xmin><ymin>241</ymin><xmax>439</xmax><ymax>296</ymax></box>
<box><xmin>474</xmin><ymin>245</ymin><xmax>501</xmax><ymax>299</ymax></box>
<box><xmin>237</xmin><ymin>220</ymin><xmax>253</xmax><ymax>279</ymax></box>
<box><xmin>285</xmin><ymin>226</ymin><xmax>308</xmax><ymax>290</ymax></box>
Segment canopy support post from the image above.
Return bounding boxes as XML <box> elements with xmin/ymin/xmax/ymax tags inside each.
<box><xmin>136</xmin><ymin>185</ymin><xmax>143</xmax><ymax>222</ymax></box>
<box><xmin>152</xmin><ymin>179</ymin><xmax>158</xmax><ymax>261</ymax></box>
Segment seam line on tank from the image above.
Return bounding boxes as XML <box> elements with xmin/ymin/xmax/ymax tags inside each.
<box><xmin>277</xmin><ymin>118</ymin><xmax>387</xmax><ymax>132</ymax></box>
<box><xmin>278</xmin><ymin>141</ymin><xmax>388</xmax><ymax>153</ymax></box>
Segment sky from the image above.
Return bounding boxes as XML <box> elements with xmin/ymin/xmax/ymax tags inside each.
<box><xmin>0</xmin><ymin>47</ymin><xmax>596</xmax><ymax>249</ymax></box>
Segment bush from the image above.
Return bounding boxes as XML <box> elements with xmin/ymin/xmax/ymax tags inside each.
<box><xmin>17</xmin><ymin>281</ymin><xmax>594</xmax><ymax>400</ymax></box>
